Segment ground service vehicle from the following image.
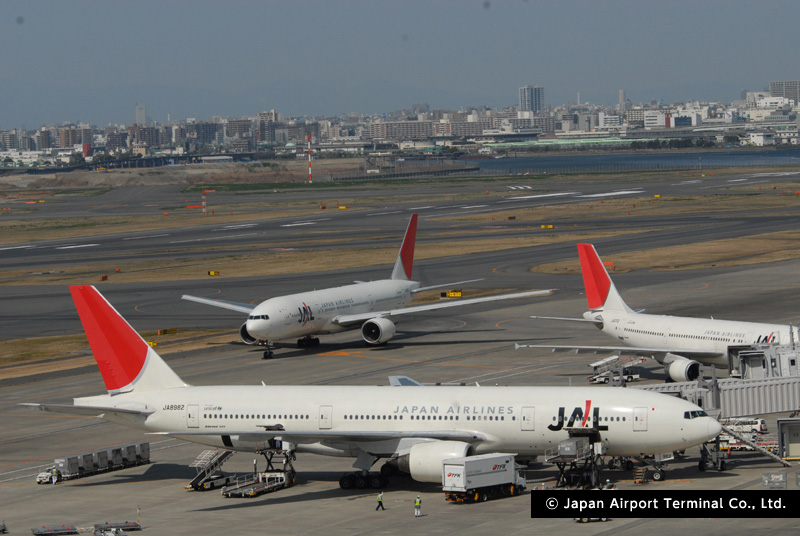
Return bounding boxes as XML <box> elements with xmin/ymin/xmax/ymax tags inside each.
<box><xmin>442</xmin><ymin>453</ymin><xmax>526</xmax><ymax>503</ymax></box>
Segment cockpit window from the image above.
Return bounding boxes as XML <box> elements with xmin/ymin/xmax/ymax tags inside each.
<box><xmin>683</xmin><ymin>410</ymin><xmax>708</xmax><ymax>419</ymax></box>
<box><xmin>248</xmin><ymin>315</ymin><xmax>269</xmax><ymax>320</ymax></box>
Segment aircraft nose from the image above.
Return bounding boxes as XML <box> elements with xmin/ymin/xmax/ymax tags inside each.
<box><xmin>708</xmin><ymin>418</ymin><xmax>722</xmax><ymax>440</ymax></box>
<box><xmin>246</xmin><ymin>316</ymin><xmax>270</xmax><ymax>338</ymax></box>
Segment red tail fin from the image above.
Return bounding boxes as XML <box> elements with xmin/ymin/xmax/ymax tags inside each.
<box><xmin>391</xmin><ymin>213</ymin><xmax>417</xmax><ymax>280</ymax></box>
<box><xmin>70</xmin><ymin>286</ymin><xmax>186</xmax><ymax>393</ymax></box>
<box><xmin>577</xmin><ymin>243</ymin><xmax>611</xmax><ymax>310</ymax></box>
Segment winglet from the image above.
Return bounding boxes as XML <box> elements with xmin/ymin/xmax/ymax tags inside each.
<box><xmin>70</xmin><ymin>285</ymin><xmax>186</xmax><ymax>394</ymax></box>
<box><xmin>391</xmin><ymin>213</ymin><xmax>417</xmax><ymax>280</ymax></box>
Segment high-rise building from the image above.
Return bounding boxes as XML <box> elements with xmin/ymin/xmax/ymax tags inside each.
<box><xmin>618</xmin><ymin>90</ymin><xmax>626</xmax><ymax>112</ymax></box>
<box><xmin>769</xmin><ymin>81</ymin><xmax>800</xmax><ymax>101</ymax></box>
<box><xmin>135</xmin><ymin>104</ymin><xmax>147</xmax><ymax>125</ymax></box>
<box><xmin>518</xmin><ymin>86</ymin><xmax>545</xmax><ymax>113</ymax></box>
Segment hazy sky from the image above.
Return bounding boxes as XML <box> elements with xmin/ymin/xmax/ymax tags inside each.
<box><xmin>3</xmin><ymin>0</ymin><xmax>800</xmax><ymax>128</ymax></box>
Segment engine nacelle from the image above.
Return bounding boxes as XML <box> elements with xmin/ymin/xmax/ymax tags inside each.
<box><xmin>239</xmin><ymin>323</ymin><xmax>258</xmax><ymax>345</ymax></box>
<box><xmin>664</xmin><ymin>354</ymin><xmax>700</xmax><ymax>382</ymax></box>
<box><xmin>395</xmin><ymin>441</ymin><xmax>474</xmax><ymax>483</ymax></box>
<box><xmin>361</xmin><ymin>317</ymin><xmax>397</xmax><ymax>345</ymax></box>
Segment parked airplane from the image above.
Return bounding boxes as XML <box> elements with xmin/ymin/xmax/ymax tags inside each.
<box><xmin>183</xmin><ymin>214</ymin><xmax>554</xmax><ymax>358</ymax></box>
<box><xmin>528</xmin><ymin>243</ymin><xmax>800</xmax><ymax>382</ymax></box>
<box><xmin>22</xmin><ymin>286</ymin><xmax>721</xmax><ymax>487</ymax></box>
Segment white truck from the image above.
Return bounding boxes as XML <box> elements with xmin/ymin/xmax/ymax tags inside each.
<box><xmin>442</xmin><ymin>453</ymin><xmax>526</xmax><ymax>503</ymax></box>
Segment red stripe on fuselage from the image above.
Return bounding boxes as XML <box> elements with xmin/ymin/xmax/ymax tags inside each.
<box><xmin>70</xmin><ymin>286</ymin><xmax>148</xmax><ymax>392</ymax></box>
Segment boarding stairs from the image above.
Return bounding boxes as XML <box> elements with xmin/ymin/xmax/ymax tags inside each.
<box><xmin>185</xmin><ymin>449</ymin><xmax>234</xmax><ymax>490</ymax></box>
<box><xmin>721</xmin><ymin>426</ymin><xmax>789</xmax><ymax>467</ymax></box>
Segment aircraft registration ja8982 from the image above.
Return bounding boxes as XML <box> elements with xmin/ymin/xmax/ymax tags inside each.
<box><xmin>23</xmin><ymin>286</ymin><xmax>722</xmax><ymax>488</ymax></box>
<box><xmin>183</xmin><ymin>214</ymin><xmax>554</xmax><ymax>358</ymax></box>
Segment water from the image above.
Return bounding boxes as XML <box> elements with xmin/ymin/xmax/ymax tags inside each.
<box><xmin>477</xmin><ymin>148</ymin><xmax>800</xmax><ymax>175</ymax></box>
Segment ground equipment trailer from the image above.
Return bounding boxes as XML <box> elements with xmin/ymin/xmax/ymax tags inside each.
<box><xmin>443</xmin><ymin>453</ymin><xmax>526</xmax><ymax>503</ymax></box>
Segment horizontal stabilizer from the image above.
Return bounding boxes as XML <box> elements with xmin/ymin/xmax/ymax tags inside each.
<box><xmin>530</xmin><ymin>315</ymin><xmax>599</xmax><ymax>323</ymax></box>
<box><xmin>182</xmin><ymin>295</ymin><xmax>255</xmax><ymax>314</ymax></box>
<box><xmin>19</xmin><ymin>402</ymin><xmax>154</xmax><ymax>417</ymax></box>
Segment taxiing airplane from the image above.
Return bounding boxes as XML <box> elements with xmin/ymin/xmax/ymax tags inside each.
<box><xmin>183</xmin><ymin>214</ymin><xmax>553</xmax><ymax>358</ymax></box>
<box><xmin>23</xmin><ymin>286</ymin><xmax>721</xmax><ymax>487</ymax></box>
<box><xmin>528</xmin><ymin>243</ymin><xmax>800</xmax><ymax>382</ymax></box>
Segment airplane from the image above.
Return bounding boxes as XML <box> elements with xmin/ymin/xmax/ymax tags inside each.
<box><xmin>526</xmin><ymin>242</ymin><xmax>800</xmax><ymax>382</ymax></box>
<box><xmin>22</xmin><ymin>285</ymin><xmax>722</xmax><ymax>487</ymax></box>
<box><xmin>183</xmin><ymin>214</ymin><xmax>554</xmax><ymax>358</ymax></box>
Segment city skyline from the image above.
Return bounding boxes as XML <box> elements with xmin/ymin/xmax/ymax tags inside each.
<box><xmin>4</xmin><ymin>0</ymin><xmax>800</xmax><ymax>128</ymax></box>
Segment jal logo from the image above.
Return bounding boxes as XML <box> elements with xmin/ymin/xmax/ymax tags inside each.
<box><xmin>547</xmin><ymin>400</ymin><xmax>609</xmax><ymax>432</ymax></box>
<box><xmin>492</xmin><ymin>464</ymin><xmax>507</xmax><ymax>471</ymax></box>
<box><xmin>447</xmin><ymin>472</ymin><xmax>461</xmax><ymax>478</ymax></box>
<box><xmin>297</xmin><ymin>302</ymin><xmax>315</xmax><ymax>325</ymax></box>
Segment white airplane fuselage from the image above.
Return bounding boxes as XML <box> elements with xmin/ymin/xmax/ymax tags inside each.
<box><xmin>246</xmin><ymin>279</ymin><xmax>418</xmax><ymax>341</ymax></box>
<box><xmin>589</xmin><ymin>309</ymin><xmax>799</xmax><ymax>367</ymax></box>
<box><xmin>77</xmin><ymin>384</ymin><xmax>719</xmax><ymax>459</ymax></box>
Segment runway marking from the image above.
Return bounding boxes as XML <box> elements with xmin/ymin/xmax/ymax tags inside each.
<box><xmin>169</xmin><ymin>233</ymin><xmax>257</xmax><ymax>244</ymax></box>
<box><xmin>575</xmin><ymin>190</ymin><xmax>644</xmax><ymax>198</ymax></box>
<box><xmin>408</xmin><ymin>206</ymin><xmax>435</xmax><ymax>210</ymax></box>
<box><xmin>507</xmin><ymin>192</ymin><xmax>578</xmax><ymax>200</ymax></box>
<box><xmin>367</xmin><ymin>211</ymin><xmax>402</xmax><ymax>216</ymax></box>
<box><xmin>55</xmin><ymin>244</ymin><xmax>99</xmax><ymax>250</ymax></box>
<box><xmin>281</xmin><ymin>222</ymin><xmax>316</xmax><ymax>227</ymax></box>
<box><xmin>460</xmin><ymin>205</ymin><xmax>489</xmax><ymax>209</ymax></box>
<box><xmin>123</xmin><ymin>234</ymin><xmax>169</xmax><ymax>241</ymax></box>
<box><xmin>215</xmin><ymin>223</ymin><xmax>258</xmax><ymax>230</ymax></box>
<box><xmin>0</xmin><ymin>245</ymin><xmax>35</xmax><ymax>251</ymax></box>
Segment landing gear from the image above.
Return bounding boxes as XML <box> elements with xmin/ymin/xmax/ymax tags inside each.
<box><xmin>652</xmin><ymin>469</ymin><xmax>666</xmax><ymax>482</ymax></box>
<box><xmin>297</xmin><ymin>336</ymin><xmax>320</xmax><ymax>349</ymax></box>
<box><xmin>260</xmin><ymin>340</ymin><xmax>275</xmax><ymax>359</ymax></box>
<box><xmin>338</xmin><ymin>472</ymin><xmax>388</xmax><ymax>490</ymax></box>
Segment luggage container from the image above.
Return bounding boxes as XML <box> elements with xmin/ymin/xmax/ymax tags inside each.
<box><xmin>108</xmin><ymin>447</ymin><xmax>123</xmax><ymax>468</ymax></box>
<box><xmin>54</xmin><ymin>456</ymin><xmax>80</xmax><ymax>477</ymax></box>
<box><xmin>137</xmin><ymin>442</ymin><xmax>150</xmax><ymax>462</ymax></box>
<box><xmin>93</xmin><ymin>449</ymin><xmax>109</xmax><ymax>470</ymax></box>
<box><xmin>79</xmin><ymin>452</ymin><xmax>95</xmax><ymax>473</ymax></box>
<box><xmin>122</xmin><ymin>444</ymin><xmax>137</xmax><ymax>465</ymax></box>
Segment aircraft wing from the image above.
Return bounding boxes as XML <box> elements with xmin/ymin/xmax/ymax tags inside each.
<box><xmin>181</xmin><ymin>295</ymin><xmax>255</xmax><ymax>314</ymax></box>
<box><xmin>19</xmin><ymin>403</ymin><xmax>155</xmax><ymax>417</ymax></box>
<box><xmin>514</xmin><ymin>343</ymin><xmax>722</xmax><ymax>362</ymax></box>
<box><xmin>413</xmin><ymin>279</ymin><xmax>484</xmax><ymax>293</ymax></box>
<box><xmin>331</xmin><ymin>289</ymin><xmax>555</xmax><ymax>326</ymax></box>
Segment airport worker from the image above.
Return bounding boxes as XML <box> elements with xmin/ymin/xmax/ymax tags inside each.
<box><xmin>51</xmin><ymin>467</ymin><xmax>58</xmax><ymax>485</ymax></box>
<box><xmin>414</xmin><ymin>495</ymin><xmax>422</xmax><ymax>517</ymax></box>
<box><xmin>376</xmin><ymin>491</ymin><xmax>385</xmax><ymax>511</ymax></box>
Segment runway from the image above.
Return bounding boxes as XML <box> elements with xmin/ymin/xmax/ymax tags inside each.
<box><xmin>2</xmin><ymin>170</ymin><xmax>800</xmax><ymax>533</ymax></box>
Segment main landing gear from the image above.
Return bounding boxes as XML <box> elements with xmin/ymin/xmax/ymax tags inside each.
<box><xmin>297</xmin><ymin>336</ymin><xmax>320</xmax><ymax>349</ymax></box>
<box><xmin>339</xmin><ymin>462</ymin><xmax>395</xmax><ymax>490</ymax></box>
<box><xmin>338</xmin><ymin>472</ymin><xmax>389</xmax><ymax>490</ymax></box>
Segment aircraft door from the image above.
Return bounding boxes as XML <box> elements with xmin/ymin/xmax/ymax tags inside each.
<box><xmin>520</xmin><ymin>406</ymin><xmax>535</xmax><ymax>431</ymax></box>
<box><xmin>186</xmin><ymin>404</ymin><xmax>199</xmax><ymax>428</ymax></box>
<box><xmin>633</xmin><ymin>406</ymin><xmax>647</xmax><ymax>432</ymax></box>
<box><xmin>319</xmin><ymin>405</ymin><xmax>333</xmax><ymax>430</ymax></box>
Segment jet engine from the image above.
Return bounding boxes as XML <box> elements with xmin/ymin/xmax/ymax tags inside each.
<box><xmin>664</xmin><ymin>354</ymin><xmax>700</xmax><ymax>382</ymax></box>
<box><xmin>361</xmin><ymin>317</ymin><xmax>397</xmax><ymax>345</ymax></box>
<box><xmin>239</xmin><ymin>323</ymin><xmax>258</xmax><ymax>345</ymax></box>
<box><xmin>394</xmin><ymin>441</ymin><xmax>474</xmax><ymax>482</ymax></box>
